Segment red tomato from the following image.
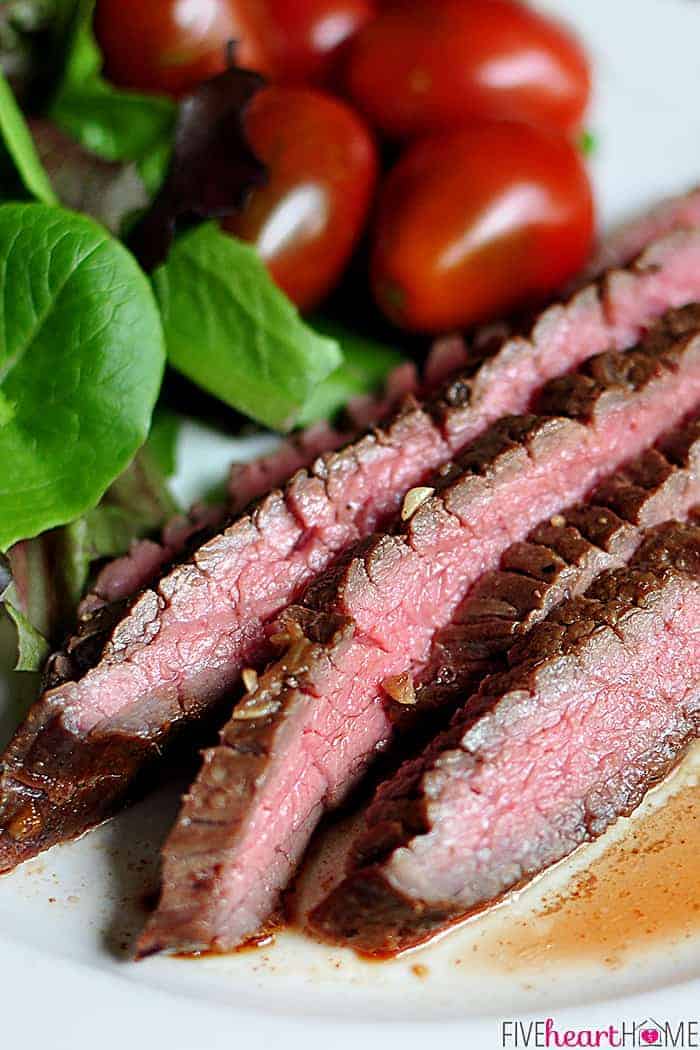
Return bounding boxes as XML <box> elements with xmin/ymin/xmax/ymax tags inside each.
<box><xmin>224</xmin><ymin>86</ymin><xmax>378</xmax><ymax>310</ymax></box>
<box><xmin>344</xmin><ymin>0</ymin><xmax>591</xmax><ymax>138</ymax></box>
<box><xmin>239</xmin><ymin>0</ymin><xmax>376</xmax><ymax>84</ymax></box>
<box><xmin>371</xmin><ymin>121</ymin><xmax>594</xmax><ymax>332</ymax></box>
<box><xmin>94</xmin><ymin>0</ymin><xmax>375</xmax><ymax>98</ymax></box>
<box><xmin>94</xmin><ymin>0</ymin><xmax>246</xmax><ymax>98</ymax></box>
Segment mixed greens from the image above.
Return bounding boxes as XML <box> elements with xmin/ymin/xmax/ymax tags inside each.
<box><xmin>0</xmin><ymin>0</ymin><xmax>595</xmax><ymax>673</ymax></box>
<box><xmin>0</xmin><ymin>1</ymin><xmax>401</xmax><ymax>669</ymax></box>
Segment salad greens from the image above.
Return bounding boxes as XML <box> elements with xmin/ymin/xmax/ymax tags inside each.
<box><xmin>2</xmin><ymin>595</ymin><xmax>49</xmax><ymax>670</ymax></box>
<box><xmin>0</xmin><ymin>202</ymin><xmax>165</xmax><ymax>550</ymax></box>
<box><xmin>1</xmin><ymin>427</ymin><xmax>179</xmax><ymax>670</ymax></box>
<box><xmin>128</xmin><ymin>66</ymin><xmax>267</xmax><ymax>271</ymax></box>
<box><xmin>153</xmin><ymin>223</ymin><xmax>342</xmax><ymax>430</ymax></box>
<box><xmin>0</xmin><ymin>68</ymin><xmax>56</xmax><ymax>203</ymax></box>
<box><xmin>0</xmin><ymin>2</ymin><xmax>404</xmax><ymax>671</ymax></box>
<box><xmin>298</xmin><ymin>320</ymin><xmax>403</xmax><ymax>426</ymax></box>
<box><xmin>48</xmin><ymin>0</ymin><xmax>175</xmax><ymax>190</ymax></box>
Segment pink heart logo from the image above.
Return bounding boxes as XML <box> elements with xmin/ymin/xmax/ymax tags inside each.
<box><xmin>640</xmin><ymin>1030</ymin><xmax>660</xmax><ymax>1045</ymax></box>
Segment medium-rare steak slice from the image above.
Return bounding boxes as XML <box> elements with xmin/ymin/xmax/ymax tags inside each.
<box><xmin>310</xmin><ymin>522</ymin><xmax>700</xmax><ymax>954</ymax></box>
<box><xmin>42</xmin><ymin>197</ymin><xmax>700</xmax><ymax>691</ymax></box>
<box><xmin>4</xmin><ymin>234</ymin><xmax>700</xmax><ymax>875</ymax></box>
<box><xmin>137</xmin><ymin>306</ymin><xmax>700</xmax><ymax>956</ymax></box>
<box><xmin>405</xmin><ymin>419</ymin><xmax>700</xmax><ymax>724</ymax></box>
<box><xmin>42</xmin><ymin>367</ymin><xmax>421</xmax><ymax>691</ymax></box>
<box><xmin>580</xmin><ymin>185</ymin><xmax>700</xmax><ymax>282</ymax></box>
<box><xmin>48</xmin><ymin>185</ymin><xmax>700</xmax><ymax>672</ymax></box>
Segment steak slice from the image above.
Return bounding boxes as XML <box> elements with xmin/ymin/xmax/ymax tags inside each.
<box><xmin>310</xmin><ymin>522</ymin><xmax>700</xmax><ymax>954</ymax></box>
<box><xmin>4</xmin><ymin>234</ymin><xmax>700</xmax><ymax>875</ymax></box>
<box><xmin>406</xmin><ymin>418</ymin><xmax>700</xmax><ymax>724</ymax></box>
<box><xmin>137</xmin><ymin>306</ymin><xmax>700</xmax><ymax>956</ymax></box>
<box><xmin>580</xmin><ymin>185</ymin><xmax>700</xmax><ymax>282</ymax></box>
<box><xmin>45</xmin><ymin>365</ymin><xmax>423</xmax><ymax>690</ymax></box>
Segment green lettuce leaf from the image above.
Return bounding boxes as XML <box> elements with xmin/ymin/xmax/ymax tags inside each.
<box><xmin>1</xmin><ymin>426</ymin><xmax>179</xmax><ymax>671</ymax></box>
<box><xmin>48</xmin><ymin>0</ymin><xmax>175</xmax><ymax>190</ymax></box>
<box><xmin>0</xmin><ymin>67</ymin><xmax>56</xmax><ymax>203</ymax></box>
<box><xmin>145</xmin><ymin>407</ymin><xmax>180</xmax><ymax>477</ymax></box>
<box><xmin>298</xmin><ymin>319</ymin><xmax>403</xmax><ymax>425</ymax></box>
<box><xmin>153</xmin><ymin>224</ymin><xmax>342</xmax><ymax>431</ymax></box>
<box><xmin>2</xmin><ymin>596</ymin><xmax>50</xmax><ymax>671</ymax></box>
<box><xmin>0</xmin><ymin>201</ymin><xmax>165</xmax><ymax>550</ymax></box>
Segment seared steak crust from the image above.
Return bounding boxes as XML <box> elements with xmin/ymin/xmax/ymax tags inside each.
<box><xmin>579</xmin><ymin>185</ymin><xmax>700</xmax><ymax>283</ymax></box>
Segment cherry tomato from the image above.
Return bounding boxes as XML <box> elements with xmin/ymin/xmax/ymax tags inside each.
<box><xmin>224</xmin><ymin>86</ymin><xmax>378</xmax><ymax>310</ymax></box>
<box><xmin>94</xmin><ymin>0</ymin><xmax>375</xmax><ymax>98</ymax></box>
<box><xmin>238</xmin><ymin>0</ymin><xmax>376</xmax><ymax>84</ymax></box>
<box><xmin>371</xmin><ymin>121</ymin><xmax>594</xmax><ymax>333</ymax></box>
<box><xmin>344</xmin><ymin>0</ymin><xmax>591</xmax><ymax>138</ymax></box>
<box><xmin>94</xmin><ymin>0</ymin><xmax>246</xmax><ymax>98</ymax></box>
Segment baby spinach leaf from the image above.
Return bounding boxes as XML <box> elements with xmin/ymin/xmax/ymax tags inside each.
<box><xmin>48</xmin><ymin>0</ymin><xmax>175</xmax><ymax>178</ymax></box>
<box><xmin>0</xmin><ymin>202</ymin><xmax>165</xmax><ymax>550</ymax></box>
<box><xmin>298</xmin><ymin>319</ymin><xmax>403</xmax><ymax>425</ymax></box>
<box><xmin>153</xmin><ymin>223</ymin><xmax>342</xmax><ymax>431</ymax></box>
<box><xmin>0</xmin><ymin>68</ymin><xmax>56</xmax><ymax>204</ymax></box>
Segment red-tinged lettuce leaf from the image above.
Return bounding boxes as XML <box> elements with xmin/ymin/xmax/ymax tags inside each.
<box><xmin>129</xmin><ymin>66</ymin><xmax>268</xmax><ymax>272</ymax></box>
<box><xmin>0</xmin><ymin>1</ymin><xmax>53</xmax><ymax>105</ymax></box>
<box><xmin>29</xmin><ymin>117</ymin><xmax>147</xmax><ymax>231</ymax></box>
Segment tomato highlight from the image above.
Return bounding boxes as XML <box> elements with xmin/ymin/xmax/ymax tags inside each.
<box><xmin>224</xmin><ymin>85</ymin><xmax>378</xmax><ymax>310</ymax></box>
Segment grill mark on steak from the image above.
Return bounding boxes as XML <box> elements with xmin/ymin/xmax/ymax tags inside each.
<box><xmin>136</xmin><ymin>307</ymin><xmax>700</xmax><ymax>956</ymax></box>
<box><xmin>3</xmin><ymin>232</ymin><xmax>700</xmax><ymax>876</ymax></box>
<box><xmin>310</xmin><ymin>522</ymin><xmax>700</xmax><ymax>954</ymax></box>
<box><xmin>40</xmin><ymin>226</ymin><xmax>700</xmax><ymax>693</ymax></box>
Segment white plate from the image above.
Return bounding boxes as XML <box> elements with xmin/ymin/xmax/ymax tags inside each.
<box><xmin>3</xmin><ymin>3</ymin><xmax>700</xmax><ymax>1046</ymax></box>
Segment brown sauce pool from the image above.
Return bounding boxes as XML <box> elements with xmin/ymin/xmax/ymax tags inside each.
<box><xmin>476</xmin><ymin>773</ymin><xmax>700</xmax><ymax>971</ymax></box>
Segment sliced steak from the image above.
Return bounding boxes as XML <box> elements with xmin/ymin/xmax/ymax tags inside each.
<box><xmin>580</xmin><ymin>185</ymin><xmax>700</xmax><ymax>282</ymax></box>
<box><xmin>137</xmin><ymin>306</ymin><xmax>700</xmax><ymax>956</ymax></box>
<box><xmin>408</xmin><ymin>418</ymin><xmax>700</xmax><ymax>723</ymax></box>
<box><xmin>54</xmin><ymin>193</ymin><xmax>700</xmax><ymax>684</ymax></box>
<box><xmin>41</xmin><ymin>200</ymin><xmax>700</xmax><ymax>690</ymax></box>
<box><xmin>310</xmin><ymin>522</ymin><xmax>700</xmax><ymax>954</ymax></box>
<box><xmin>45</xmin><ymin>364</ymin><xmax>423</xmax><ymax>690</ymax></box>
<box><xmin>3</xmin><ymin>232</ymin><xmax>700</xmax><ymax>877</ymax></box>
<box><xmin>226</xmin><ymin>360</ymin><xmax>424</xmax><ymax>514</ymax></box>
